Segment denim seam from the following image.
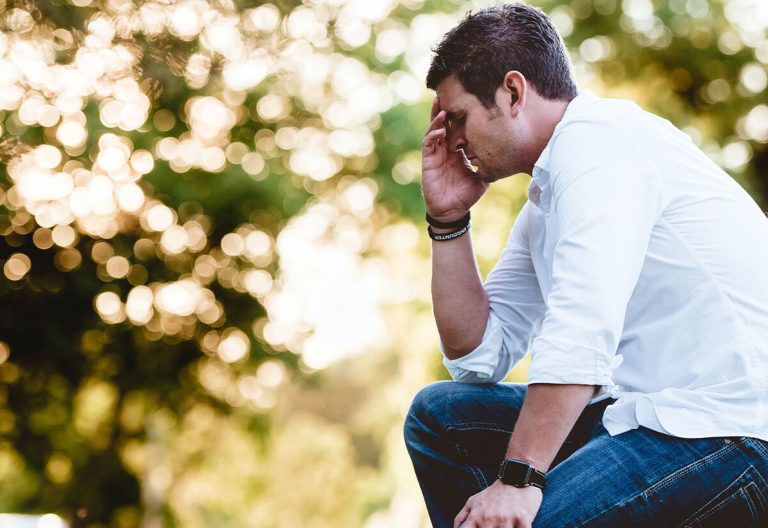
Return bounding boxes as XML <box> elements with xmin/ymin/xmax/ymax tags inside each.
<box><xmin>688</xmin><ymin>490</ymin><xmax>739</xmax><ymax>526</ymax></box>
<box><xmin>744</xmin><ymin>485</ymin><xmax>759</xmax><ymax>521</ymax></box>
<box><xmin>446</xmin><ymin>422</ymin><xmax>514</xmax><ymax>434</ymax></box>
<box><xmin>643</xmin><ymin>441</ymin><xmax>737</xmax><ymax>499</ymax></box>
<box><xmin>746</xmin><ymin>437</ymin><xmax>768</xmax><ymax>463</ymax></box>
<box><xmin>468</xmin><ymin>464</ymin><xmax>489</xmax><ymax>490</ymax></box>
<box><xmin>564</xmin><ymin>442</ymin><xmax>737</xmax><ymax>528</ymax></box>
<box><xmin>676</xmin><ymin>466</ymin><xmax>764</xmax><ymax>527</ymax></box>
<box><xmin>446</xmin><ymin>426</ymin><xmax>494</xmax><ymax>492</ymax></box>
<box><xmin>445</xmin><ymin>422</ymin><xmax>510</xmax><ymax>492</ymax></box>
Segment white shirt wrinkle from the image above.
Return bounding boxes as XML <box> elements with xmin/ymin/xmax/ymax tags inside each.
<box><xmin>438</xmin><ymin>91</ymin><xmax>768</xmax><ymax>440</ymax></box>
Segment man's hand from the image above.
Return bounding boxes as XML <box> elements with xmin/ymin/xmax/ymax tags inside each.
<box><xmin>422</xmin><ymin>97</ymin><xmax>489</xmax><ymax>222</ymax></box>
<box><xmin>454</xmin><ymin>480</ymin><xmax>543</xmax><ymax>528</ymax></box>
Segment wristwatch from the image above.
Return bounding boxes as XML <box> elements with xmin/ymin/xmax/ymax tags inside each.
<box><xmin>498</xmin><ymin>458</ymin><xmax>547</xmax><ymax>490</ymax></box>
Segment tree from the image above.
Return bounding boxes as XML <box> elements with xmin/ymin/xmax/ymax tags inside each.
<box><xmin>0</xmin><ymin>0</ymin><xmax>766</xmax><ymax>526</ymax></box>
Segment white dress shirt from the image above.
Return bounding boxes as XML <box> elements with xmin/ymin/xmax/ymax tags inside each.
<box><xmin>442</xmin><ymin>92</ymin><xmax>768</xmax><ymax>441</ymax></box>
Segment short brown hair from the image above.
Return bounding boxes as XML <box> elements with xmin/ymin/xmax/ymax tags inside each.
<box><xmin>426</xmin><ymin>3</ymin><xmax>578</xmax><ymax>107</ymax></box>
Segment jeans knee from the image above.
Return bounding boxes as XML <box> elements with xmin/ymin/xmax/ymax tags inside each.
<box><xmin>404</xmin><ymin>381</ymin><xmax>453</xmax><ymax>446</ymax></box>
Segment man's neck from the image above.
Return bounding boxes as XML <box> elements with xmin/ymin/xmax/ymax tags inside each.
<box><xmin>531</xmin><ymin>96</ymin><xmax>571</xmax><ymax>156</ymax></box>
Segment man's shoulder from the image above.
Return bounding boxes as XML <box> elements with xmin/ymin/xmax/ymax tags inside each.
<box><xmin>550</xmin><ymin>96</ymin><xmax>671</xmax><ymax>155</ymax></box>
<box><xmin>560</xmin><ymin>94</ymin><xmax>672</xmax><ymax>135</ymax></box>
<box><xmin>534</xmin><ymin>93</ymin><xmax>678</xmax><ymax>179</ymax></box>
<box><xmin>548</xmin><ymin>110</ymin><xmax>627</xmax><ymax>159</ymax></box>
<box><xmin>557</xmin><ymin>97</ymin><xmax>635</xmax><ymax>132</ymax></box>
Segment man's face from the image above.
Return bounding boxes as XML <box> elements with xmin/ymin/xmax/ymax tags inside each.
<box><xmin>435</xmin><ymin>75</ymin><xmax>531</xmax><ymax>181</ymax></box>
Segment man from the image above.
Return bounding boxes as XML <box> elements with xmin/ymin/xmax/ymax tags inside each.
<box><xmin>404</xmin><ymin>3</ymin><xmax>768</xmax><ymax>527</ymax></box>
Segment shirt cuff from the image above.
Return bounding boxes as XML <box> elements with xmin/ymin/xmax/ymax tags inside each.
<box><xmin>527</xmin><ymin>336</ymin><xmax>616</xmax><ymax>386</ymax></box>
<box><xmin>440</xmin><ymin>315</ymin><xmax>511</xmax><ymax>383</ymax></box>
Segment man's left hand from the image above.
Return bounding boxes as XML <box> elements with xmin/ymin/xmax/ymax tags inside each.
<box><xmin>454</xmin><ymin>480</ymin><xmax>543</xmax><ymax>528</ymax></box>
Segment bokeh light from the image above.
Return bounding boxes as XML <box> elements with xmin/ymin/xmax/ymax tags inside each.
<box><xmin>1</xmin><ymin>0</ymin><xmax>767</xmax><ymax>526</ymax></box>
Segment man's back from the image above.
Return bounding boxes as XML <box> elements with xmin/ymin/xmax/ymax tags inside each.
<box><xmin>527</xmin><ymin>93</ymin><xmax>768</xmax><ymax>439</ymax></box>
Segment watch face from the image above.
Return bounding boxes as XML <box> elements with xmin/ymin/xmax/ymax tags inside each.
<box><xmin>502</xmin><ymin>460</ymin><xmax>530</xmax><ymax>483</ymax></box>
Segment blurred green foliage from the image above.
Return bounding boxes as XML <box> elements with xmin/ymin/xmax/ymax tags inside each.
<box><xmin>0</xmin><ymin>0</ymin><xmax>766</xmax><ymax>527</ymax></box>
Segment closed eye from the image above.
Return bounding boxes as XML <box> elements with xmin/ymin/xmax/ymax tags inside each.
<box><xmin>445</xmin><ymin>111</ymin><xmax>466</xmax><ymax>128</ymax></box>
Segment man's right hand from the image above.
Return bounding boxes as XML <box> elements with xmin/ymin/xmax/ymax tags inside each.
<box><xmin>422</xmin><ymin>97</ymin><xmax>489</xmax><ymax>223</ymax></box>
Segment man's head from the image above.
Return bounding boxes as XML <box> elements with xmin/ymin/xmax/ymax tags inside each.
<box><xmin>426</xmin><ymin>3</ymin><xmax>577</xmax><ymax>180</ymax></box>
<box><xmin>426</xmin><ymin>3</ymin><xmax>578</xmax><ymax>108</ymax></box>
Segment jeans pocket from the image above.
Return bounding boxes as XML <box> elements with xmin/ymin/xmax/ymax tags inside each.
<box><xmin>677</xmin><ymin>465</ymin><xmax>768</xmax><ymax>528</ymax></box>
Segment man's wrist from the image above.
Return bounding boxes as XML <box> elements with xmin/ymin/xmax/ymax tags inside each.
<box><xmin>497</xmin><ymin>458</ymin><xmax>547</xmax><ymax>490</ymax></box>
<box><xmin>428</xmin><ymin>224</ymin><xmax>470</xmax><ymax>241</ymax></box>
<box><xmin>429</xmin><ymin>225</ymin><xmax>460</xmax><ymax>234</ymax></box>
<box><xmin>504</xmin><ymin>453</ymin><xmax>549</xmax><ymax>473</ymax></box>
<box><xmin>425</xmin><ymin>209</ymin><xmax>470</xmax><ymax>225</ymax></box>
<box><xmin>426</xmin><ymin>210</ymin><xmax>471</xmax><ymax>240</ymax></box>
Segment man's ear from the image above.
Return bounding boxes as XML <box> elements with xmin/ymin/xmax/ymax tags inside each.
<box><xmin>502</xmin><ymin>71</ymin><xmax>527</xmax><ymax>117</ymax></box>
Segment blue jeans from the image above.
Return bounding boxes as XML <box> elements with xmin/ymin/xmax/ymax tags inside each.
<box><xmin>404</xmin><ymin>381</ymin><xmax>768</xmax><ymax>527</ymax></box>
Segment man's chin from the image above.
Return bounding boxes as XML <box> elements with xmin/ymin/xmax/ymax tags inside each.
<box><xmin>474</xmin><ymin>167</ymin><xmax>508</xmax><ymax>183</ymax></box>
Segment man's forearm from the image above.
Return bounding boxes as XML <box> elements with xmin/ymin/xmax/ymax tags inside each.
<box><xmin>431</xmin><ymin>229</ymin><xmax>489</xmax><ymax>359</ymax></box>
<box><xmin>505</xmin><ymin>383</ymin><xmax>597</xmax><ymax>472</ymax></box>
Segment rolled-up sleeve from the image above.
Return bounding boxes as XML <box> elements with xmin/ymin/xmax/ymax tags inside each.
<box><xmin>441</xmin><ymin>203</ymin><xmax>547</xmax><ymax>383</ymax></box>
<box><xmin>527</xmin><ymin>120</ymin><xmax>665</xmax><ymax>386</ymax></box>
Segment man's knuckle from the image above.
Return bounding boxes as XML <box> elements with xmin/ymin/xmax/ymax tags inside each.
<box><xmin>479</xmin><ymin>511</ymin><xmax>498</xmax><ymax>522</ymax></box>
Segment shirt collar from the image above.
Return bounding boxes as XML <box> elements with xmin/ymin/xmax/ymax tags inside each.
<box><xmin>531</xmin><ymin>90</ymin><xmax>599</xmax><ymax>189</ymax></box>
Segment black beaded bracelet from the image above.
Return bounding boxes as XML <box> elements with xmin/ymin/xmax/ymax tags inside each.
<box><xmin>427</xmin><ymin>223</ymin><xmax>470</xmax><ymax>241</ymax></box>
<box><xmin>425</xmin><ymin>211</ymin><xmax>470</xmax><ymax>229</ymax></box>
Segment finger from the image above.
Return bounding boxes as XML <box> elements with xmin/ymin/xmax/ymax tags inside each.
<box><xmin>422</xmin><ymin>127</ymin><xmax>446</xmax><ymax>149</ymax></box>
<box><xmin>453</xmin><ymin>504</ymin><xmax>471</xmax><ymax>528</ymax></box>
<box><xmin>431</xmin><ymin>96</ymin><xmax>440</xmax><ymax>120</ymax></box>
<box><xmin>425</xmin><ymin>109</ymin><xmax>447</xmax><ymax>135</ymax></box>
<box><xmin>511</xmin><ymin>514</ymin><xmax>531</xmax><ymax>528</ymax></box>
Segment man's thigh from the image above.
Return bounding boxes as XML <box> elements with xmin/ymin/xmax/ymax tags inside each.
<box><xmin>536</xmin><ymin>428</ymin><xmax>768</xmax><ymax>527</ymax></box>
<box><xmin>406</xmin><ymin>382</ymin><xmax>605</xmax><ymax>467</ymax></box>
<box><xmin>405</xmin><ymin>382</ymin><xmax>610</xmax><ymax>526</ymax></box>
<box><xmin>412</xmin><ymin>380</ymin><xmax>528</xmax><ymax>426</ymax></box>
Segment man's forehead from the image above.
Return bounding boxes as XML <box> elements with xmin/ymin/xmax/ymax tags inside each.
<box><xmin>435</xmin><ymin>75</ymin><xmax>474</xmax><ymax>113</ymax></box>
